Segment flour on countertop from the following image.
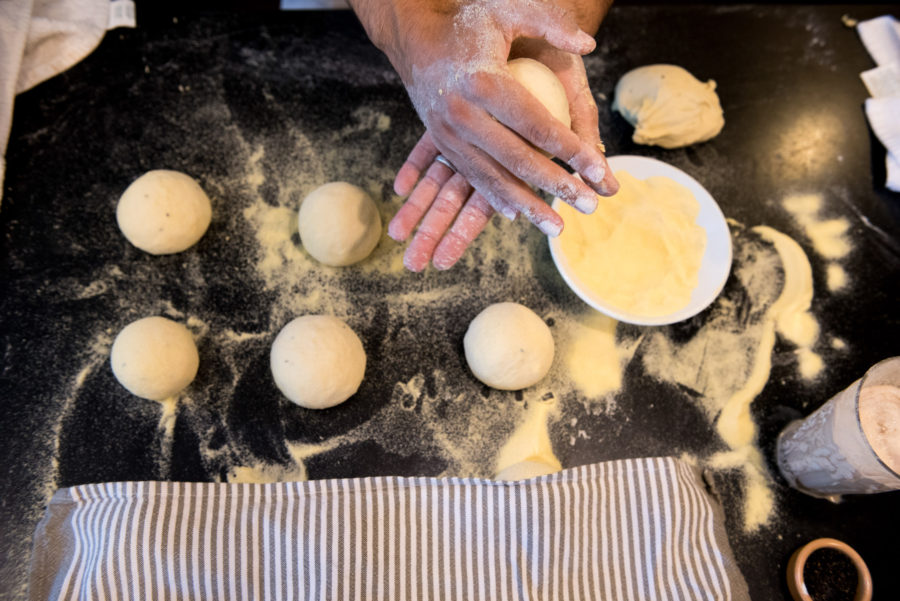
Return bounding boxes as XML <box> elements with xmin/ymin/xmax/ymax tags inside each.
<box><xmin>48</xmin><ymin>75</ymin><xmax>847</xmax><ymax>543</ymax></box>
<box><xmin>782</xmin><ymin>193</ymin><xmax>853</xmax><ymax>292</ymax></box>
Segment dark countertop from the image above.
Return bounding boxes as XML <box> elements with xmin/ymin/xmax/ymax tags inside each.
<box><xmin>2</xmin><ymin>4</ymin><xmax>899</xmax><ymax>601</ymax></box>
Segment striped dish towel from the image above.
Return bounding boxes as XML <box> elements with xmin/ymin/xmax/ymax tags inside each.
<box><xmin>29</xmin><ymin>457</ymin><xmax>749</xmax><ymax>601</ymax></box>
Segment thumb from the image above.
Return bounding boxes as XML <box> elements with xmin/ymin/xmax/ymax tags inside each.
<box><xmin>508</xmin><ymin>3</ymin><xmax>596</xmax><ymax>55</ymax></box>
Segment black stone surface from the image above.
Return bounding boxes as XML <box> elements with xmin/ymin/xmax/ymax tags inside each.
<box><xmin>2</xmin><ymin>5</ymin><xmax>900</xmax><ymax>601</ymax></box>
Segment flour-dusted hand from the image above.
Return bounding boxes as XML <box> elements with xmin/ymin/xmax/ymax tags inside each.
<box><xmin>388</xmin><ymin>131</ymin><xmax>502</xmax><ymax>271</ymax></box>
<box><xmin>386</xmin><ymin>36</ymin><xmax>620</xmax><ymax>269</ymax></box>
<box><xmin>351</xmin><ymin>0</ymin><xmax>617</xmax><ymax>239</ymax></box>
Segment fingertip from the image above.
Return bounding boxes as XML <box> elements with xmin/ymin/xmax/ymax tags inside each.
<box><xmin>394</xmin><ymin>181</ymin><xmax>410</xmax><ymax>197</ymax></box>
<box><xmin>387</xmin><ymin>215</ymin><xmax>410</xmax><ymax>242</ymax></box>
<box><xmin>402</xmin><ymin>249</ymin><xmax>427</xmax><ymax>273</ymax></box>
<box><xmin>575</xmin><ymin>30</ymin><xmax>597</xmax><ymax>54</ymax></box>
<box><xmin>574</xmin><ymin>192</ymin><xmax>598</xmax><ymax>214</ymax></box>
<box><xmin>394</xmin><ymin>163</ymin><xmax>419</xmax><ymax>197</ymax></box>
<box><xmin>604</xmin><ymin>172</ymin><xmax>620</xmax><ymax>195</ymax></box>
<box><xmin>433</xmin><ymin>235</ymin><xmax>465</xmax><ymax>270</ymax></box>
<box><xmin>432</xmin><ymin>255</ymin><xmax>455</xmax><ymax>271</ymax></box>
<box><xmin>538</xmin><ymin>218</ymin><xmax>564</xmax><ymax>237</ymax></box>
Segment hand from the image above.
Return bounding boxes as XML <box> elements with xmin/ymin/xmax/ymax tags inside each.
<box><xmin>351</xmin><ymin>0</ymin><xmax>618</xmax><ymax>237</ymax></box>
<box><xmin>389</xmin><ymin>132</ymin><xmax>499</xmax><ymax>271</ymax></box>
<box><xmin>389</xmin><ymin>43</ymin><xmax>619</xmax><ymax>271</ymax></box>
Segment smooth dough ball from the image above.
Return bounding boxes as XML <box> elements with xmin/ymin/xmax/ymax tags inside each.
<box><xmin>270</xmin><ymin>315</ymin><xmax>366</xmax><ymax>409</ymax></box>
<box><xmin>110</xmin><ymin>316</ymin><xmax>199</xmax><ymax>401</ymax></box>
<box><xmin>464</xmin><ymin>302</ymin><xmax>555</xmax><ymax>390</ymax></box>
<box><xmin>508</xmin><ymin>58</ymin><xmax>571</xmax><ymax>129</ymax></box>
<box><xmin>298</xmin><ymin>182</ymin><xmax>382</xmax><ymax>267</ymax></box>
<box><xmin>612</xmin><ymin>64</ymin><xmax>724</xmax><ymax>149</ymax></box>
<box><xmin>116</xmin><ymin>170</ymin><xmax>212</xmax><ymax>254</ymax></box>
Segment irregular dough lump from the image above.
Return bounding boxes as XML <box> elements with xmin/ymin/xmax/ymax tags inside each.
<box><xmin>116</xmin><ymin>170</ymin><xmax>212</xmax><ymax>254</ymax></box>
<box><xmin>110</xmin><ymin>316</ymin><xmax>199</xmax><ymax>400</ymax></box>
<box><xmin>612</xmin><ymin>64</ymin><xmax>724</xmax><ymax>148</ymax></box>
<box><xmin>298</xmin><ymin>182</ymin><xmax>382</xmax><ymax>267</ymax></box>
<box><xmin>464</xmin><ymin>302</ymin><xmax>555</xmax><ymax>391</ymax></box>
<box><xmin>508</xmin><ymin>58</ymin><xmax>571</xmax><ymax>130</ymax></box>
<box><xmin>270</xmin><ymin>315</ymin><xmax>366</xmax><ymax>409</ymax></box>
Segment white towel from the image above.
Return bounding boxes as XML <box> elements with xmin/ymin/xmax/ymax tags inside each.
<box><xmin>29</xmin><ymin>457</ymin><xmax>750</xmax><ymax>601</ymax></box>
<box><xmin>857</xmin><ymin>15</ymin><xmax>900</xmax><ymax>192</ymax></box>
<box><xmin>0</xmin><ymin>0</ymin><xmax>134</xmax><ymax>204</ymax></box>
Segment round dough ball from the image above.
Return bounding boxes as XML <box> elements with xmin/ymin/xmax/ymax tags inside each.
<box><xmin>116</xmin><ymin>170</ymin><xmax>212</xmax><ymax>254</ymax></box>
<box><xmin>110</xmin><ymin>316</ymin><xmax>199</xmax><ymax>401</ymax></box>
<box><xmin>270</xmin><ymin>315</ymin><xmax>367</xmax><ymax>409</ymax></box>
<box><xmin>464</xmin><ymin>302</ymin><xmax>555</xmax><ymax>390</ymax></box>
<box><xmin>508</xmin><ymin>58</ymin><xmax>571</xmax><ymax>129</ymax></box>
<box><xmin>611</xmin><ymin>64</ymin><xmax>724</xmax><ymax>149</ymax></box>
<box><xmin>298</xmin><ymin>182</ymin><xmax>382</xmax><ymax>267</ymax></box>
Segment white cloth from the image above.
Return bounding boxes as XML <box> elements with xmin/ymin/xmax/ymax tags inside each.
<box><xmin>857</xmin><ymin>15</ymin><xmax>900</xmax><ymax>192</ymax></box>
<box><xmin>0</xmin><ymin>0</ymin><xmax>134</xmax><ymax>204</ymax></box>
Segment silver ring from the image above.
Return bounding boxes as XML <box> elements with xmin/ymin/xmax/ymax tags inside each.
<box><xmin>434</xmin><ymin>154</ymin><xmax>456</xmax><ymax>172</ymax></box>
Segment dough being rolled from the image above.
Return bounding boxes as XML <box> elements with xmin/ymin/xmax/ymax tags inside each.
<box><xmin>612</xmin><ymin>64</ymin><xmax>724</xmax><ymax>149</ymax></box>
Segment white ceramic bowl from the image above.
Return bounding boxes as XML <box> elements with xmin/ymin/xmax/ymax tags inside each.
<box><xmin>549</xmin><ymin>155</ymin><xmax>732</xmax><ymax>326</ymax></box>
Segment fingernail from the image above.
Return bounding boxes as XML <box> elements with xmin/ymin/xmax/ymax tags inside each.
<box><xmin>574</xmin><ymin>192</ymin><xmax>598</xmax><ymax>214</ymax></box>
<box><xmin>583</xmin><ymin>162</ymin><xmax>606</xmax><ymax>183</ymax></box>
<box><xmin>577</xmin><ymin>30</ymin><xmax>597</xmax><ymax>51</ymax></box>
<box><xmin>433</xmin><ymin>256</ymin><xmax>453</xmax><ymax>271</ymax></box>
<box><xmin>501</xmin><ymin>206</ymin><xmax>517</xmax><ymax>221</ymax></box>
<box><xmin>539</xmin><ymin>219</ymin><xmax>563</xmax><ymax>237</ymax></box>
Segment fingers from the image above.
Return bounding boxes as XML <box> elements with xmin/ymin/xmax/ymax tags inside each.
<box><xmin>388</xmin><ymin>160</ymin><xmax>454</xmax><ymax>242</ymax></box>
<box><xmin>393</xmin><ymin>132</ymin><xmax>440</xmax><ymax>197</ymax></box>
<box><xmin>468</xmin><ymin>70</ymin><xmax>612</xmax><ymax>196</ymax></box>
<box><xmin>432</xmin><ymin>192</ymin><xmax>495</xmax><ymax>270</ymax></box>
<box><xmin>438</xmin><ymin>141</ymin><xmax>563</xmax><ymax>237</ymax></box>
<box><xmin>402</xmin><ymin>173</ymin><xmax>472</xmax><ymax>272</ymax></box>
<box><xmin>454</xmin><ymin>104</ymin><xmax>599</xmax><ymax>214</ymax></box>
<box><xmin>550</xmin><ymin>56</ymin><xmax>620</xmax><ymax>196</ymax></box>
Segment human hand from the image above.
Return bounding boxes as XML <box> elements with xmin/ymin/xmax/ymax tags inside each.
<box><xmin>389</xmin><ymin>44</ymin><xmax>618</xmax><ymax>271</ymax></box>
<box><xmin>389</xmin><ymin>132</ymin><xmax>499</xmax><ymax>271</ymax></box>
<box><xmin>352</xmin><ymin>0</ymin><xmax>618</xmax><ymax>238</ymax></box>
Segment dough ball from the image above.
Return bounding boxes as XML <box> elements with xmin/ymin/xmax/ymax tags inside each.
<box><xmin>270</xmin><ymin>315</ymin><xmax>366</xmax><ymax>409</ymax></box>
<box><xmin>110</xmin><ymin>316</ymin><xmax>199</xmax><ymax>401</ymax></box>
<box><xmin>298</xmin><ymin>182</ymin><xmax>382</xmax><ymax>266</ymax></box>
<box><xmin>508</xmin><ymin>58</ymin><xmax>571</xmax><ymax>129</ymax></box>
<box><xmin>495</xmin><ymin>459</ymin><xmax>560</xmax><ymax>481</ymax></box>
<box><xmin>464</xmin><ymin>302</ymin><xmax>555</xmax><ymax>390</ymax></box>
<box><xmin>612</xmin><ymin>64</ymin><xmax>724</xmax><ymax>148</ymax></box>
<box><xmin>116</xmin><ymin>170</ymin><xmax>212</xmax><ymax>254</ymax></box>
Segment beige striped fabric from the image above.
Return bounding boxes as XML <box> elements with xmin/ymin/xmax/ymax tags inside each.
<box><xmin>29</xmin><ymin>457</ymin><xmax>749</xmax><ymax>601</ymax></box>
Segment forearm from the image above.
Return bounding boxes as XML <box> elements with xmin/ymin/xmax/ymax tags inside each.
<box><xmin>347</xmin><ymin>0</ymin><xmax>451</xmax><ymax>64</ymax></box>
<box><xmin>348</xmin><ymin>0</ymin><xmax>613</xmax><ymax>65</ymax></box>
